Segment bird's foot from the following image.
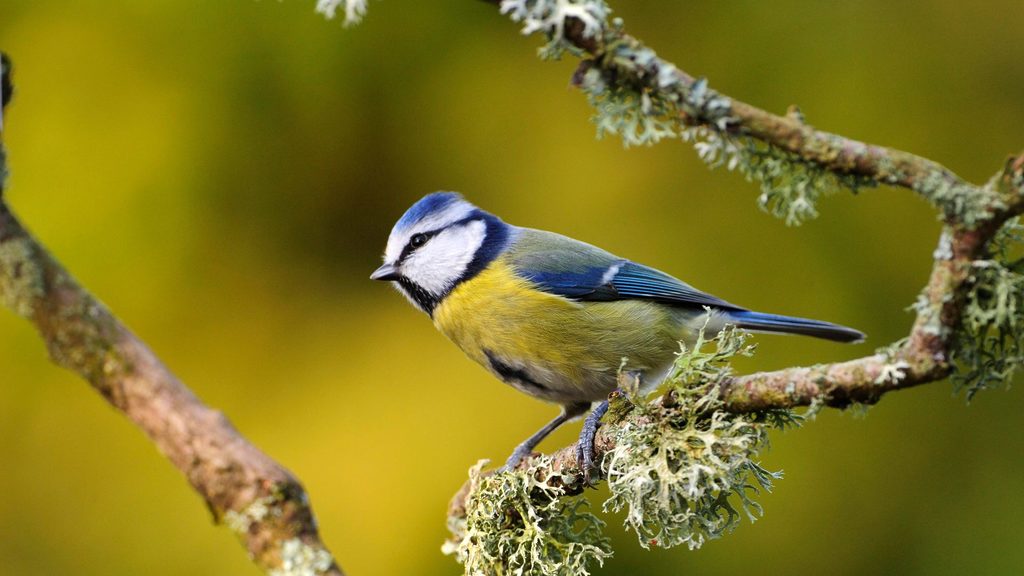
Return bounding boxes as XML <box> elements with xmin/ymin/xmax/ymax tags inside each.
<box><xmin>575</xmin><ymin>399</ymin><xmax>610</xmax><ymax>485</ymax></box>
<box><xmin>497</xmin><ymin>402</ymin><xmax>591</xmax><ymax>474</ymax></box>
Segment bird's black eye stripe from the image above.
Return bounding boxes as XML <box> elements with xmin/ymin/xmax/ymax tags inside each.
<box><xmin>398</xmin><ymin>214</ymin><xmax>485</xmax><ymax>263</ymax></box>
<box><xmin>399</xmin><ymin>230</ymin><xmax>439</xmax><ymax>262</ymax></box>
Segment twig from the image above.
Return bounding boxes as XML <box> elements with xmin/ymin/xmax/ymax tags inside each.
<box><xmin>0</xmin><ymin>53</ymin><xmax>343</xmax><ymax>576</ymax></box>
<box><xmin>489</xmin><ymin>0</ymin><xmax>985</xmax><ymax>220</ymax></box>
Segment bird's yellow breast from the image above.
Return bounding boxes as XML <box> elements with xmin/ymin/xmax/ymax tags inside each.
<box><xmin>433</xmin><ymin>256</ymin><xmax>691</xmax><ymax>403</ymax></box>
<box><xmin>434</xmin><ymin>258</ymin><xmax>579</xmax><ymax>367</ymax></box>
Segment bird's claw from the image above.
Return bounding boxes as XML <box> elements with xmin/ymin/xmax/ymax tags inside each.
<box><xmin>575</xmin><ymin>433</ymin><xmax>599</xmax><ymax>485</ymax></box>
<box><xmin>575</xmin><ymin>399</ymin><xmax>610</xmax><ymax>486</ymax></box>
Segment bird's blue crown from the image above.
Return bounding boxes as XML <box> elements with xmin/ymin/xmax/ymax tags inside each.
<box><xmin>395</xmin><ymin>191</ymin><xmax>465</xmax><ymax>232</ymax></box>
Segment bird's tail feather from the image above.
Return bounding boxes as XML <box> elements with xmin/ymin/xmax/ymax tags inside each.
<box><xmin>725</xmin><ymin>310</ymin><xmax>865</xmax><ymax>343</ymax></box>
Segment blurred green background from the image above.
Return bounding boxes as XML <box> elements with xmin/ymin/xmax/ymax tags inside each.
<box><xmin>2</xmin><ymin>1</ymin><xmax>1023</xmax><ymax>574</ymax></box>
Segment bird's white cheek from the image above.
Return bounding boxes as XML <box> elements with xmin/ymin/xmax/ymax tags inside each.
<box><xmin>402</xmin><ymin>220</ymin><xmax>486</xmax><ymax>296</ymax></box>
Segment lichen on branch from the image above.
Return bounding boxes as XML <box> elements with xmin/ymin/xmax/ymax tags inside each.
<box><xmin>603</xmin><ymin>326</ymin><xmax>794</xmax><ymax>550</ymax></box>
<box><xmin>444</xmin><ymin>459</ymin><xmax>611</xmax><ymax>576</ymax></box>
<box><xmin>953</xmin><ymin>217</ymin><xmax>1024</xmax><ymax>398</ymax></box>
<box><xmin>501</xmin><ymin>0</ymin><xmax>609</xmax><ymax>59</ymax></box>
<box><xmin>510</xmin><ymin>0</ymin><xmax>996</xmax><ymax>228</ymax></box>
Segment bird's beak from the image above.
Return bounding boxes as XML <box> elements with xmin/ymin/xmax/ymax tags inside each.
<box><xmin>370</xmin><ymin>263</ymin><xmax>401</xmax><ymax>281</ymax></box>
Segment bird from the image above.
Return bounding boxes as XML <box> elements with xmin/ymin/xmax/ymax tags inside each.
<box><xmin>371</xmin><ymin>192</ymin><xmax>863</xmax><ymax>479</ymax></box>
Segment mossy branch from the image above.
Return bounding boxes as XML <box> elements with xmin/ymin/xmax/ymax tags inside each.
<box><xmin>481</xmin><ymin>0</ymin><xmax>1013</xmax><ymax>227</ymax></box>
<box><xmin>0</xmin><ymin>53</ymin><xmax>344</xmax><ymax>576</ymax></box>
<box><xmin>445</xmin><ymin>2</ymin><xmax>1024</xmax><ymax>573</ymax></box>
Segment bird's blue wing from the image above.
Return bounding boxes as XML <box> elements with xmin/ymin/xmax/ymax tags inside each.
<box><xmin>507</xmin><ymin>228</ymin><xmax>742</xmax><ymax>310</ymax></box>
<box><xmin>604</xmin><ymin>261</ymin><xmax>741</xmax><ymax>309</ymax></box>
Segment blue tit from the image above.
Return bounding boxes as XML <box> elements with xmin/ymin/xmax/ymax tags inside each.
<box><xmin>371</xmin><ymin>192</ymin><xmax>863</xmax><ymax>475</ymax></box>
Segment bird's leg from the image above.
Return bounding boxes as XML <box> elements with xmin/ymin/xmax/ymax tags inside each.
<box><xmin>501</xmin><ymin>402</ymin><xmax>590</xmax><ymax>472</ymax></box>
<box><xmin>575</xmin><ymin>400</ymin><xmax>610</xmax><ymax>484</ymax></box>
<box><xmin>576</xmin><ymin>372</ymin><xmax>641</xmax><ymax>484</ymax></box>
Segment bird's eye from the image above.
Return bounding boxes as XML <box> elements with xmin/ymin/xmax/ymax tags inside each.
<box><xmin>410</xmin><ymin>233</ymin><xmax>429</xmax><ymax>249</ymax></box>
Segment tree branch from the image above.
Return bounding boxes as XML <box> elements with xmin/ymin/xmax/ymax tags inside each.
<box><xmin>448</xmin><ymin>0</ymin><xmax>1024</xmax><ymax>517</ymax></box>
<box><xmin>0</xmin><ymin>53</ymin><xmax>344</xmax><ymax>576</ymax></box>
<box><xmin>547</xmin><ymin>3</ymin><xmax>982</xmax><ymax>211</ymax></box>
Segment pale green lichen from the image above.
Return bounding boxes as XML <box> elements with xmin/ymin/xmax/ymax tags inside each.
<box><xmin>682</xmin><ymin>126</ymin><xmax>874</xmax><ymax>225</ymax></box>
<box><xmin>677</xmin><ymin>77</ymin><xmax>735</xmax><ymax>129</ymax></box>
<box><xmin>578</xmin><ymin>65</ymin><xmax>678</xmax><ymax>147</ymax></box>
<box><xmin>910</xmin><ymin>288</ymin><xmax>948</xmax><ymax>338</ymax></box>
<box><xmin>501</xmin><ymin>0</ymin><xmax>610</xmax><ymax>59</ymax></box>
<box><xmin>314</xmin><ymin>0</ymin><xmax>367</xmax><ymax>26</ymax></box>
<box><xmin>226</xmin><ymin>494</ymin><xmax>334</xmax><ymax>575</ymax></box>
<box><xmin>913</xmin><ymin>171</ymin><xmax>996</xmax><ymax>228</ymax></box>
<box><xmin>576</xmin><ymin>45</ymin><xmax>734</xmax><ymax>148</ymax></box>
<box><xmin>270</xmin><ymin>538</ymin><xmax>334</xmax><ymax>576</ymax></box>
<box><xmin>603</xmin><ymin>325</ymin><xmax>795</xmax><ymax>550</ymax></box>
<box><xmin>873</xmin><ymin>360</ymin><xmax>911</xmax><ymax>385</ymax></box>
<box><xmin>952</xmin><ymin>217</ymin><xmax>1024</xmax><ymax>398</ymax></box>
<box><xmin>0</xmin><ymin>236</ymin><xmax>44</xmax><ymax>318</ymax></box>
<box><xmin>445</xmin><ymin>459</ymin><xmax>612</xmax><ymax>576</ymax></box>
<box><xmin>225</xmin><ymin>495</ymin><xmax>274</xmax><ymax>534</ymax></box>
